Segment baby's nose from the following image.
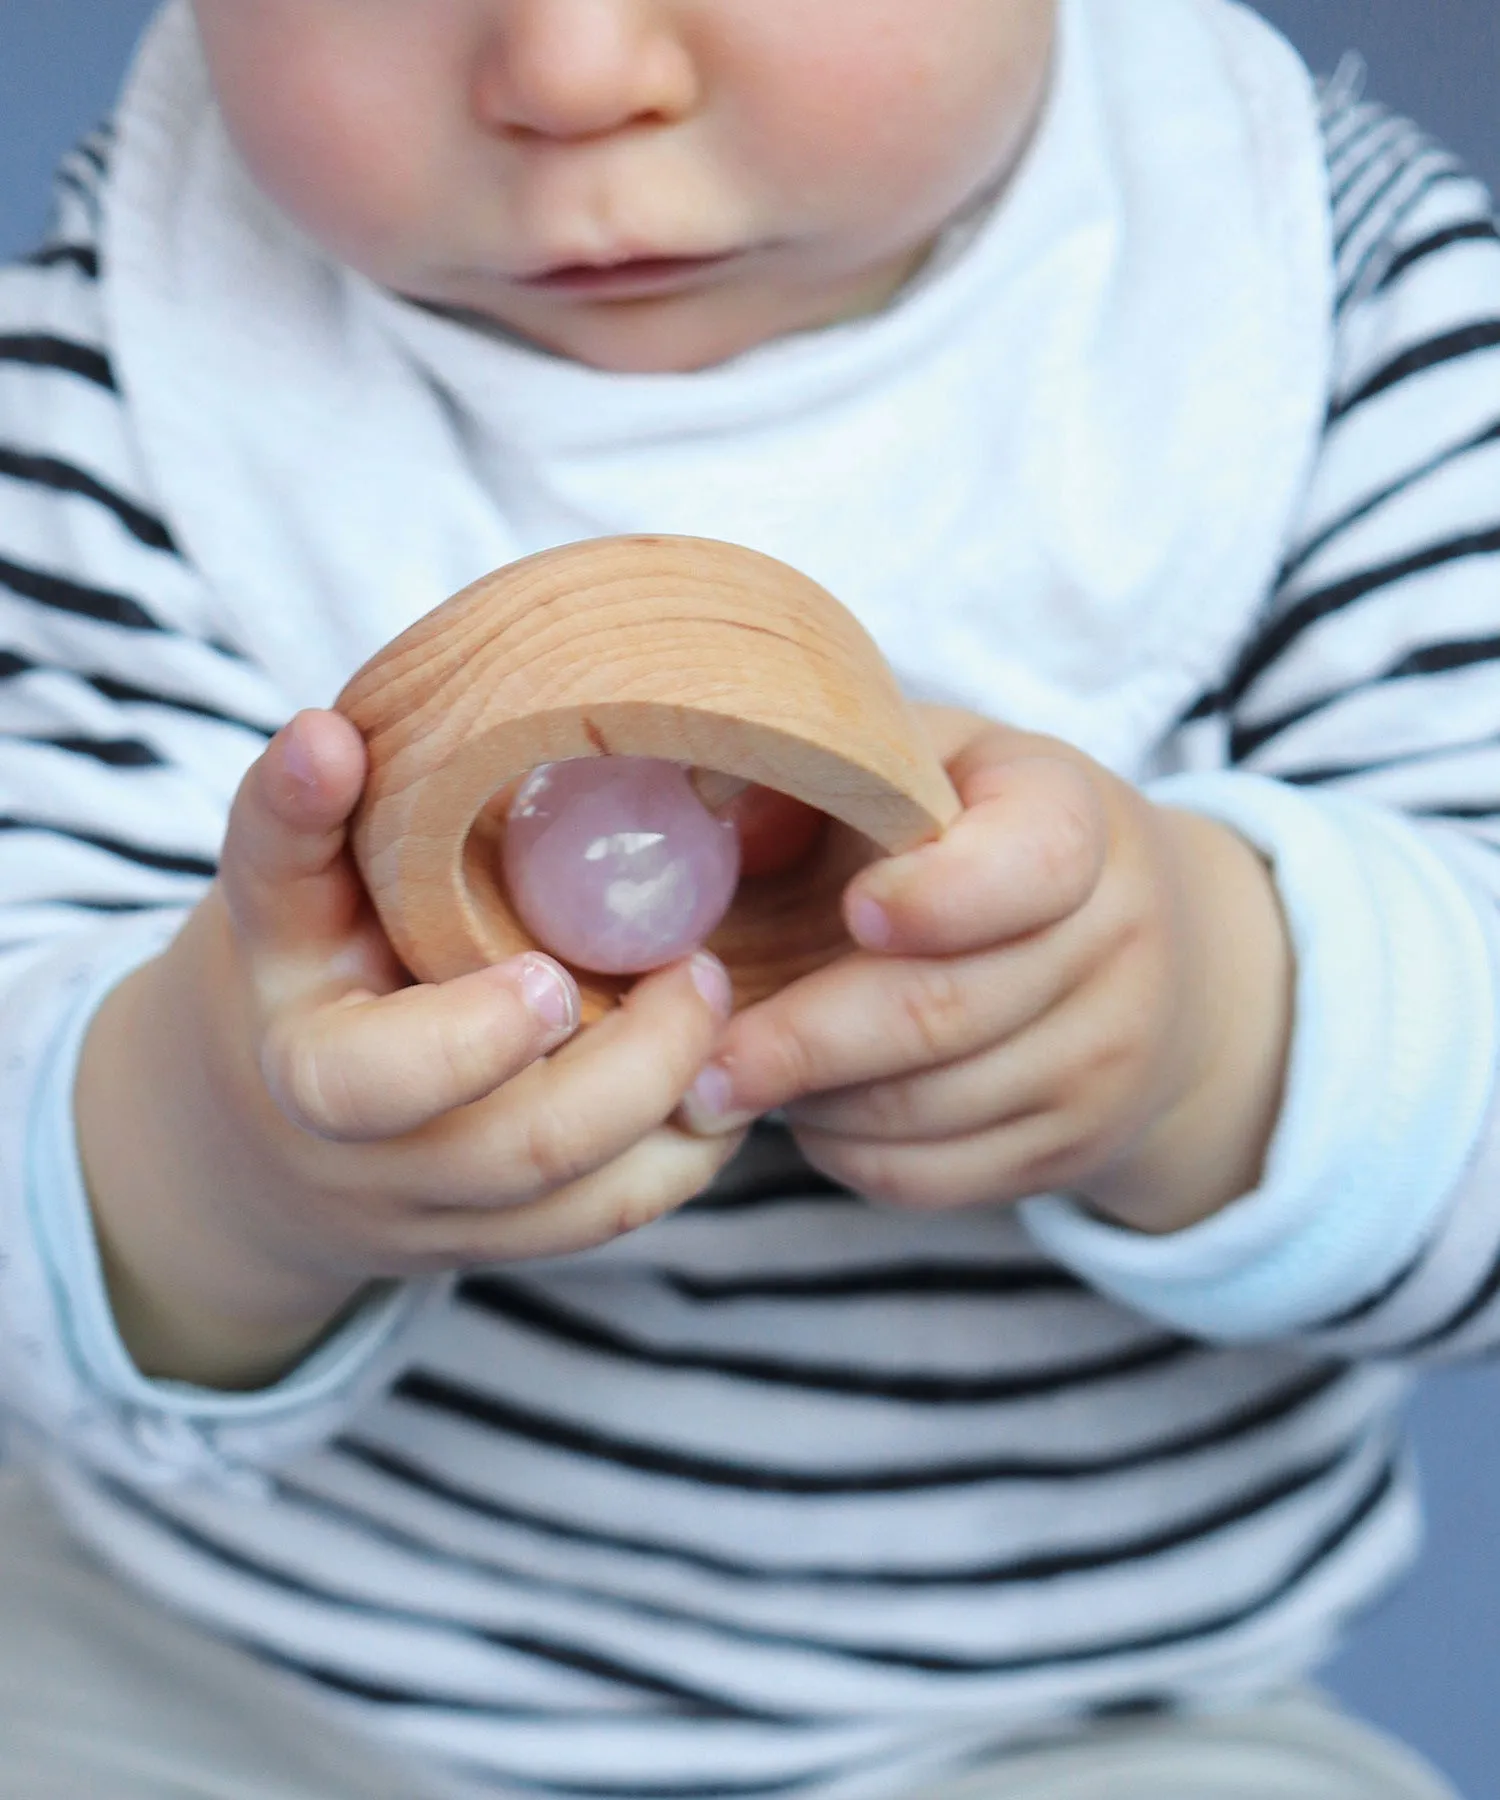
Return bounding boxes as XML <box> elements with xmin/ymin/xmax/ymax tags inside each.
<box><xmin>470</xmin><ymin>0</ymin><xmax>701</xmax><ymax>142</ymax></box>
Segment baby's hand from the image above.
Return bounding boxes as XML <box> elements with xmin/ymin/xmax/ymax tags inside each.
<box><xmin>77</xmin><ymin>710</ymin><xmax>738</xmax><ymax>1389</ymax></box>
<box><xmin>682</xmin><ymin>711</ymin><xmax>1292</xmax><ymax>1235</ymax></box>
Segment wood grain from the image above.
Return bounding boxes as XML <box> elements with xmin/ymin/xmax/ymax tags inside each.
<box><xmin>337</xmin><ymin>535</ymin><xmax>960</xmax><ymax>1019</ymax></box>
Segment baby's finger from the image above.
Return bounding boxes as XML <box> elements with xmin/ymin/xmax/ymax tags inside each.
<box><xmin>219</xmin><ymin>710</ymin><xmax>371</xmax><ymax>963</ymax></box>
<box><xmin>382</xmin><ymin>951</ymin><xmax>734</xmax><ymax>1205</ymax></box>
<box><xmin>793</xmin><ymin>1109</ymin><xmax>1086</xmax><ymax>1212</ymax></box>
<box><xmin>679</xmin><ymin>938</ymin><xmax>1070</xmax><ymax>1133</ymax></box>
<box><xmin>785</xmin><ymin>972</ymin><xmax>1115</xmax><ymax>1144</ymax></box>
<box><xmin>394</xmin><ymin>1124</ymin><xmax>746</xmax><ymax>1267</ymax></box>
<box><xmin>844</xmin><ymin>753</ymin><xmax>1107</xmax><ymax>959</ymax></box>
<box><xmin>261</xmin><ymin>954</ymin><xmax>581</xmax><ymax>1141</ymax></box>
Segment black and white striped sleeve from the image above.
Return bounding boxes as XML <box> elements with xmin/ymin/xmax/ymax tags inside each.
<box><xmin>0</xmin><ymin>134</ymin><xmax>282</xmax><ymax>938</ymax></box>
<box><xmin>0</xmin><ymin>143</ymin><xmax>430</xmax><ymax>1484</ymax></box>
<box><xmin>1023</xmin><ymin>88</ymin><xmax>1500</xmax><ymax>1363</ymax></box>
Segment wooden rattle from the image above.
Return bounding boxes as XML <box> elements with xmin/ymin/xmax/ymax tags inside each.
<box><xmin>336</xmin><ymin>534</ymin><xmax>961</xmax><ymax>1021</ymax></box>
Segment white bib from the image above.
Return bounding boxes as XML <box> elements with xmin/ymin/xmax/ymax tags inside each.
<box><xmin>103</xmin><ymin>0</ymin><xmax>1332</xmax><ymax>775</ymax></box>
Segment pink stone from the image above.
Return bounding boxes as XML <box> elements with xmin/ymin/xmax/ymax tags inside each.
<box><xmin>502</xmin><ymin>757</ymin><xmax>740</xmax><ymax>975</ymax></box>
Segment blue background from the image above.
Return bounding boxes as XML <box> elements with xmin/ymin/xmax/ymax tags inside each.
<box><xmin>1</xmin><ymin>3</ymin><xmax>1497</xmax><ymax>1794</ymax></box>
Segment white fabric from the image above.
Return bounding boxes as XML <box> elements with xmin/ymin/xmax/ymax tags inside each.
<box><xmin>103</xmin><ymin>0</ymin><xmax>1333</xmax><ymax>777</ymax></box>
<box><xmin>0</xmin><ymin>1472</ymin><xmax>1460</xmax><ymax>1800</ymax></box>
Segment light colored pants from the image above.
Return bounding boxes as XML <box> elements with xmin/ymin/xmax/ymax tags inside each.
<box><xmin>0</xmin><ymin>1473</ymin><xmax>1461</xmax><ymax>1800</ymax></box>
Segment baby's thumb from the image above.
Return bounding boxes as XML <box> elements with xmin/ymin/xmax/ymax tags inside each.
<box><xmin>218</xmin><ymin>709</ymin><xmax>371</xmax><ymax>958</ymax></box>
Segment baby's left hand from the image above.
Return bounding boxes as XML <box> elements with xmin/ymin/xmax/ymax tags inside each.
<box><xmin>682</xmin><ymin>709</ymin><xmax>1294</xmax><ymax>1235</ymax></box>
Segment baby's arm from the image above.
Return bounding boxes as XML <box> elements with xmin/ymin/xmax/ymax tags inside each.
<box><xmin>687</xmin><ymin>105</ymin><xmax>1500</xmax><ymax>1355</ymax></box>
<box><xmin>0</xmin><ymin>145</ymin><xmax>736</xmax><ymax>1480</ymax></box>
<box><xmin>77</xmin><ymin>709</ymin><xmax>735</xmax><ymax>1392</ymax></box>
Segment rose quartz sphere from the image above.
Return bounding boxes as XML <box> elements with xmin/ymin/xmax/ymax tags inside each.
<box><xmin>502</xmin><ymin>757</ymin><xmax>740</xmax><ymax>975</ymax></box>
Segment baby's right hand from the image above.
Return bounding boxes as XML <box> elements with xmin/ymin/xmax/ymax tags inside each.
<box><xmin>75</xmin><ymin>710</ymin><xmax>739</xmax><ymax>1390</ymax></box>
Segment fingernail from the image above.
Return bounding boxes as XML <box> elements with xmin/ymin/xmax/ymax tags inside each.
<box><xmin>846</xmin><ymin>892</ymin><xmax>893</xmax><ymax>950</ymax></box>
<box><xmin>280</xmin><ymin>715</ymin><xmax>320</xmax><ymax>796</ymax></box>
<box><xmin>516</xmin><ymin>954</ymin><xmax>579</xmax><ymax>1035</ymax></box>
<box><xmin>682</xmin><ymin>1062</ymin><xmax>748</xmax><ymax>1134</ymax></box>
<box><xmin>689</xmin><ymin>952</ymin><xmax>734</xmax><ymax>1020</ymax></box>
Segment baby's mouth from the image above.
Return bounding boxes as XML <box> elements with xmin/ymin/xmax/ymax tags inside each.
<box><xmin>517</xmin><ymin>253</ymin><xmax>736</xmax><ymax>296</ymax></box>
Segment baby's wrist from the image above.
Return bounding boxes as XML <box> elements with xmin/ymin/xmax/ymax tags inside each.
<box><xmin>97</xmin><ymin>1224</ymin><xmax>371</xmax><ymax>1392</ymax></box>
<box><xmin>76</xmin><ymin>939</ymin><xmax>366</xmax><ymax>1390</ymax></box>
<box><xmin>1080</xmin><ymin>809</ymin><xmax>1294</xmax><ymax>1235</ymax></box>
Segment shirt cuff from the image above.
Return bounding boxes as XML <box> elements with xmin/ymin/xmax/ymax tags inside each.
<box><xmin>24</xmin><ymin>928</ymin><xmax>441</xmax><ymax>1487</ymax></box>
<box><xmin>1020</xmin><ymin>773</ymin><xmax>1499</xmax><ymax>1341</ymax></box>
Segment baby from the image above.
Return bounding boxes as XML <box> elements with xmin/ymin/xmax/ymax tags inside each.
<box><xmin>0</xmin><ymin>0</ymin><xmax>1497</xmax><ymax>1796</ymax></box>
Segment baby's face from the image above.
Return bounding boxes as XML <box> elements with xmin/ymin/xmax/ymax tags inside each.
<box><xmin>191</xmin><ymin>0</ymin><xmax>1056</xmax><ymax>374</ymax></box>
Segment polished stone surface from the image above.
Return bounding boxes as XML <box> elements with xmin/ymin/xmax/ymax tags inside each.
<box><xmin>503</xmin><ymin>757</ymin><xmax>740</xmax><ymax>974</ymax></box>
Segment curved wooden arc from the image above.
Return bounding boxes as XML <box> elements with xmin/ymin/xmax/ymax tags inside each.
<box><xmin>337</xmin><ymin>535</ymin><xmax>960</xmax><ymax>1019</ymax></box>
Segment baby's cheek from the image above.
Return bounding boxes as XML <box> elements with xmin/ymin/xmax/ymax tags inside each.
<box><xmin>208</xmin><ymin>48</ymin><xmax>445</xmax><ymax>279</ymax></box>
<box><xmin>252</xmin><ymin>132</ymin><xmax>433</xmax><ymax>276</ymax></box>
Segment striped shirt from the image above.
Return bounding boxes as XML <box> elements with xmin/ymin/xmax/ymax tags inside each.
<box><xmin>2</xmin><ymin>74</ymin><xmax>1500</xmax><ymax>1800</ymax></box>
